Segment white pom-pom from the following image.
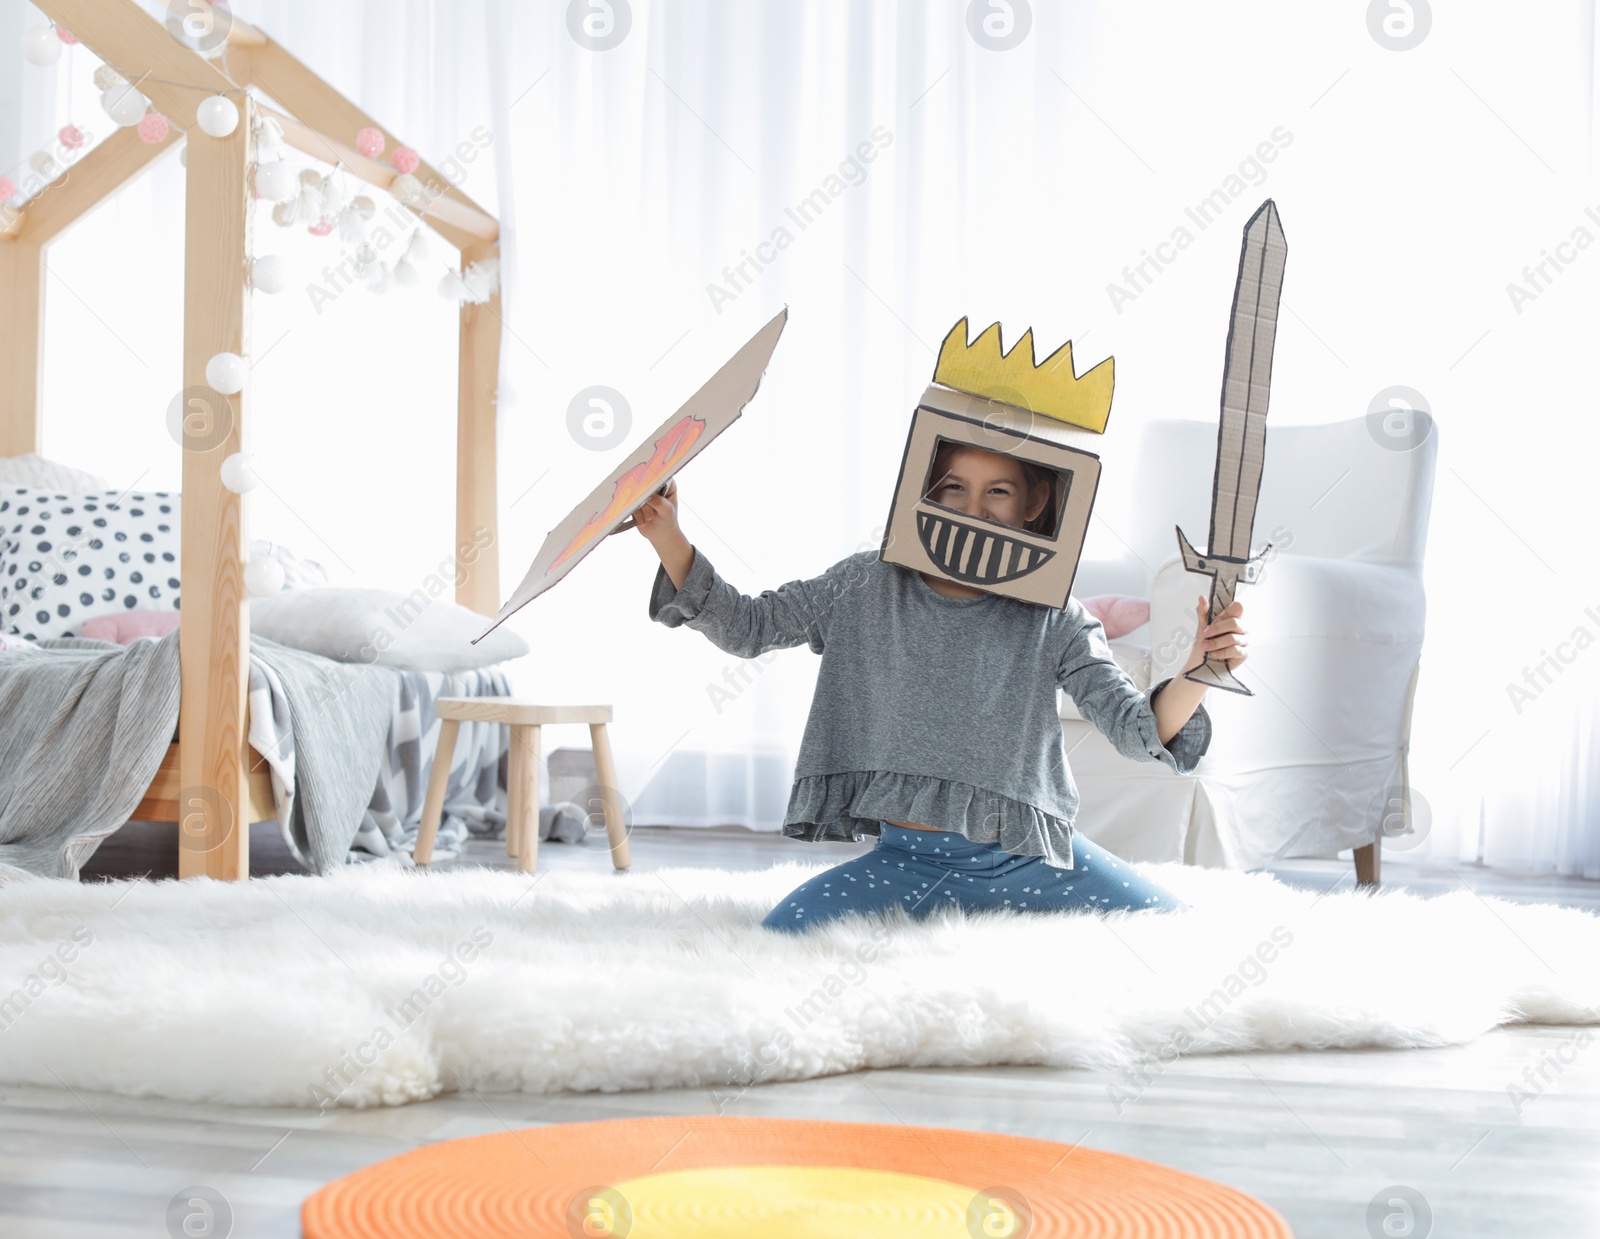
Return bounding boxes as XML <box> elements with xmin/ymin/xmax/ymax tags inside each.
<box><xmin>28</xmin><ymin>151</ymin><xmax>60</xmax><ymax>178</ymax></box>
<box><xmin>337</xmin><ymin>206</ymin><xmax>368</xmax><ymax>245</ymax></box>
<box><xmin>352</xmin><ymin>196</ymin><xmax>376</xmax><ymax>221</ymax></box>
<box><xmin>392</xmin><ymin>257</ymin><xmax>419</xmax><ymax>288</ymax></box>
<box><xmin>93</xmin><ymin>65</ymin><xmax>126</xmax><ymax>92</ymax></box>
<box><xmin>102</xmin><ymin>83</ymin><xmax>149</xmax><ymax>127</ymax></box>
<box><xmin>21</xmin><ymin>27</ymin><xmax>63</xmax><ymax>66</ymax></box>
<box><xmin>220</xmin><ymin>452</ymin><xmax>261</xmax><ymax>493</ymax></box>
<box><xmin>390</xmin><ymin>172</ymin><xmax>423</xmax><ymax>206</ymax></box>
<box><xmin>404</xmin><ymin>232</ymin><xmax>429</xmax><ymax>265</ymax></box>
<box><xmin>251</xmin><ymin>254</ymin><xmax>289</xmax><ymax>294</ymax></box>
<box><xmin>319</xmin><ymin>176</ymin><xmax>348</xmax><ymax>217</ymax></box>
<box><xmin>245</xmin><ymin>556</ymin><xmax>285</xmax><ymax>598</ymax></box>
<box><xmin>463</xmin><ymin>256</ymin><xmax>501</xmax><ymax>304</ymax></box>
<box><xmin>254</xmin><ymin>160</ymin><xmax>298</xmax><ymax>203</ymax></box>
<box><xmin>205</xmin><ymin>351</ymin><xmax>247</xmax><ymax>395</ymax></box>
<box><xmin>195</xmin><ymin>95</ymin><xmax>239</xmax><ymax>138</ymax></box>
<box><xmin>271</xmin><ymin>199</ymin><xmax>298</xmax><ymax>228</ymax></box>
<box><xmin>252</xmin><ymin>114</ymin><xmax>284</xmax><ymax>158</ymax></box>
<box><xmin>437</xmin><ymin>258</ymin><xmax>500</xmax><ymax>305</ymax></box>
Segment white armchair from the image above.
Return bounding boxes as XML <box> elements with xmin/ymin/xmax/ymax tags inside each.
<box><xmin>1062</xmin><ymin>412</ymin><xmax>1438</xmax><ymax>885</ymax></box>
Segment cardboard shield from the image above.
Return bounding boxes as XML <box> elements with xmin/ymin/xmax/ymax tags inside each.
<box><xmin>475</xmin><ymin>307</ymin><xmax>788</xmax><ymax>641</ymax></box>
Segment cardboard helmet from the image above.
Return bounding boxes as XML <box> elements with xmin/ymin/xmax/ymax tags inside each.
<box><xmin>880</xmin><ymin>318</ymin><xmax>1114</xmax><ymax>608</ymax></box>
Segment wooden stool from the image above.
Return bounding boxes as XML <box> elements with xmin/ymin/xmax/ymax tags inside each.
<box><xmin>414</xmin><ymin>699</ymin><xmax>631</xmax><ymax>874</ymax></box>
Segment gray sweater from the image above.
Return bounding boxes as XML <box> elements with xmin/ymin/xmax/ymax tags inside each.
<box><xmin>649</xmin><ymin>549</ymin><xmax>1211</xmax><ymax>869</ymax></box>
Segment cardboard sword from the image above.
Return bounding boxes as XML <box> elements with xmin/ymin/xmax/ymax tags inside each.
<box><xmin>1175</xmin><ymin>198</ymin><xmax>1288</xmax><ymax>696</ymax></box>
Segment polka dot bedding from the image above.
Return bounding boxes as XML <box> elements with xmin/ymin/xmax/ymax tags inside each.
<box><xmin>0</xmin><ymin>486</ymin><xmax>182</xmax><ymax>644</ymax></box>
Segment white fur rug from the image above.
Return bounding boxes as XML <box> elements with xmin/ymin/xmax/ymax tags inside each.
<box><xmin>1</xmin><ymin>861</ymin><xmax>1596</xmax><ymax>1110</ymax></box>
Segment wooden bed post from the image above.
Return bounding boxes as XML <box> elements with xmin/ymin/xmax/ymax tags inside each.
<box><xmin>0</xmin><ymin>237</ymin><xmax>45</xmax><ymax>457</ymax></box>
<box><xmin>457</xmin><ymin>240</ymin><xmax>501</xmax><ymax>616</ymax></box>
<box><xmin>177</xmin><ymin>96</ymin><xmax>255</xmax><ymax>881</ymax></box>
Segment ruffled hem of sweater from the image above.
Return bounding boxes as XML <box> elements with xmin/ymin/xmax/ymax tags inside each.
<box><xmin>784</xmin><ymin>770</ymin><xmax>1077</xmax><ymax>868</ymax></box>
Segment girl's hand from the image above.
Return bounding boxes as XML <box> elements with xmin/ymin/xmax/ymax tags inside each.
<box><xmin>632</xmin><ymin>479</ymin><xmax>682</xmax><ymax>548</ymax></box>
<box><xmin>1182</xmin><ymin>595</ymin><xmax>1247</xmax><ymax>675</ymax></box>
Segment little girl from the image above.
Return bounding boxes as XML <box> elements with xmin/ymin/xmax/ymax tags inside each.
<box><xmin>634</xmin><ymin>441</ymin><xmax>1246</xmax><ymax>933</ymax></box>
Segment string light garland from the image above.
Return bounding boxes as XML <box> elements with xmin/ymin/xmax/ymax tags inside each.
<box><xmin>20</xmin><ymin>26</ymin><xmax>63</xmax><ymax>66</ymax></box>
<box><xmin>196</xmin><ymin>95</ymin><xmax>239</xmax><ymax>136</ymax></box>
<box><xmin>7</xmin><ymin>16</ymin><xmax>250</xmax><ymax>211</ymax></box>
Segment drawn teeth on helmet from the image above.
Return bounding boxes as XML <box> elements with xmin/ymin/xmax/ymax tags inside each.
<box><xmin>916</xmin><ymin>511</ymin><xmax>1055</xmax><ymax>584</ymax></box>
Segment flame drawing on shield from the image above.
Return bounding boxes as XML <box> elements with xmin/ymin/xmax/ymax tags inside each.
<box><xmin>547</xmin><ymin>414</ymin><xmax>707</xmax><ymax>575</ymax></box>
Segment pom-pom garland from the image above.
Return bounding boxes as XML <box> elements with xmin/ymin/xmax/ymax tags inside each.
<box><xmin>244</xmin><ymin>142</ymin><xmax>443</xmax><ymax>300</ymax></box>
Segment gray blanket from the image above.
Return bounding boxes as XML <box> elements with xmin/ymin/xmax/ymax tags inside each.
<box><xmin>0</xmin><ymin>631</ymin><xmax>395</xmax><ymax>879</ymax></box>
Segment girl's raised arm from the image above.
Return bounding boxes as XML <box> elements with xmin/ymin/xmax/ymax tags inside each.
<box><xmin>1056</xmin><ymin>599</ymin><xmax>1212</xmax><ymax>776</ymax></box>
<box><xmin>638</xmin><ymin>480</ymin><xmax>855</xmax><ymax>658</ymax></box>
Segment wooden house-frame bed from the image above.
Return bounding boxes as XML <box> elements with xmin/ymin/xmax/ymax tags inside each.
<box><xmin>0</xmin><ymin>0</ymin><xmax>503</xmax><ymax>880</ymax></box>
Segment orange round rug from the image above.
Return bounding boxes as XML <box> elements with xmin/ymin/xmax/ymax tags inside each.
<box><xmin>302</xmin><ymin>1115</ymin><xmax>1293</xmax><ymax>1238</ymax></box>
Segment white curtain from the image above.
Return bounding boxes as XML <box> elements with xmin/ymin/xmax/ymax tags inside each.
<box><xmin>8</xmin><ymin>2</ymin><xmax>1599</xmax><ymax>873</ymax></box>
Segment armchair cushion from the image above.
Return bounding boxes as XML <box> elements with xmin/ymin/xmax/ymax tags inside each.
<box><xmin>1081</xmin><ymin>594</ymin><xmax>1150</xmax><ymax>639</ymax></box>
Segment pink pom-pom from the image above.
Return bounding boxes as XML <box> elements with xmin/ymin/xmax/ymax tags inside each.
<box><xmin>55</xmin><ymin>26</ymin><xmax>78</xmax><ymax>44</ymax></box>
<box><xmin>390</xmin><ymin>146</ymin><xmax>420</xmax><ymax>174</ymax></box>
<box><xmin>307</xmin><ymin>217</ymin><xmax>334</xmax><ymax>236</ymax></box>
<box><xmin>58</xmin><ymin>125</ymin><xmax>86</xmax><ymax>151</ymax></box>
<box><xmin>137</xmin><ymin>114</ymin><xmax>170</xmax><ymax>144</ymax></box>
<box><xmin>0</xmin><ymin>178</ymin><xmax>16</xmax><ymax>202</ymax></box>
<box><xmin>356</xmin><ymin>127</ymin><xmax>385</xmax><ymax>159</ymax></box>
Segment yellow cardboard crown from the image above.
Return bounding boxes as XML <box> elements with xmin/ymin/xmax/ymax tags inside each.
<box><xmin>932</xmin><ymin>317</ymin><xmax>1113</xmax><ymax>433</ymax></box>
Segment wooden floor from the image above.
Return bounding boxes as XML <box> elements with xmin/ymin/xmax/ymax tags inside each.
<box><xmin>6</xmin><ymin>825</ymin><xmax>1597</xmax><ymax>1238</ymax></box>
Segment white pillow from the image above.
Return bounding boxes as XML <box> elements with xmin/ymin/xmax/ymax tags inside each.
<box><xmin>0</xmin><ymin>486</ymin><xmax>181</xmax><ymax>642</ymax></box>
<box><xmin>0</xmin><ymin>453</ymin><xmax>110</xmax><ymax>493</ymax></box>
<box><xmin>250</xmin><ymin>586</ymin><xmax>528</xmax><ymax>672</ymax></box>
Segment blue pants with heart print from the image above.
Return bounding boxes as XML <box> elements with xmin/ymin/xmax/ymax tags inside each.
<box><xmin>761</xmin><ymin>822</ymin><xmax>1189</xmax><ymax>933</ymax></box>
